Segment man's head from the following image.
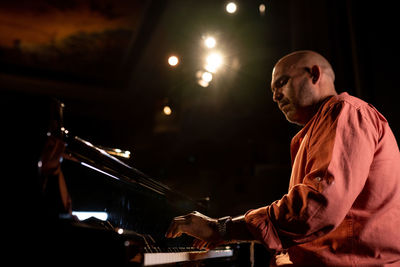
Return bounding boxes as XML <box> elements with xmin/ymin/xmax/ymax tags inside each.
<box><xmin>271</xmin><ymin>50</ymin><xmax>337</xmax><ymax>126</ymax></box>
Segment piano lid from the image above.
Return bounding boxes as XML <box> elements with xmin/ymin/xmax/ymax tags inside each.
<box><xmin>62</xmin><ymin>128</ymin><xmax>206</xmax><ymax>206</ymax></box>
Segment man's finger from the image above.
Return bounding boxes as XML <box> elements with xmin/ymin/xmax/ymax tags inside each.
<box><xmin>165</xmin><ymin>215</ymin><xmax>190</xmax><ymax>238</ymax></box>
<box><xmin>165</xmin><ymin>223</ymin><xmax>180</xmax><ymax>238</ymax></box>
<box><xmin>192</xmin><ymin>239</ymin><xmax>200</xmax><ymax>248</ymax></box>
<box><xmin>193</xmin><ymin>239</ymin><xmax>206</xmax><ymax>249</ymax></box>
<box><xmin>204</xmin><ymin>242</ymin><xmax>216</xmax><ymax>250</ymax></box>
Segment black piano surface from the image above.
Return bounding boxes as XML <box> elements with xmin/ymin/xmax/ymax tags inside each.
<box><xmin>3</xmin><ymin>91</ymin><xmax>258</xmax><ymax>266</ymax></box>
<box><xmin>61</xmin><ymin>132</ymin><xmax>240</xmax><ymax>265</ymax></box>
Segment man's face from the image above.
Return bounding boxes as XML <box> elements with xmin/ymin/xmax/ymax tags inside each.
<box><xmin>270</xmin><ymin>59</ymin><xmax>316</xmax><ymax>125</ymax></box>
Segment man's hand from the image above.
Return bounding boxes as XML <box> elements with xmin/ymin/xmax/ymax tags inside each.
<box><xmin>165</xmin><ymin>211</ymin><xmax>222</xmax><ymax>249</ymax></box>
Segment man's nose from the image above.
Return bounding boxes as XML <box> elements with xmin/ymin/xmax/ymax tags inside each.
<box><xmin>273</xmin><ymin>89</ymin><xmax>283</xmax><ymax>102</ymax></box>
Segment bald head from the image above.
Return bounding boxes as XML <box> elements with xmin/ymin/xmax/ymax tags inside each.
<box><xmin>274</xmin><ymin>50</ymin><xmax>335</xmax><ymax>83</ymax></box>
<box><xmin>270</xmin><ymin>50</ymin><xmax>337</xmax><ymax>125</ymax></box>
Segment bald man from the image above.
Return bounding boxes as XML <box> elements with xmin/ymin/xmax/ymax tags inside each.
<box><xmin>165</xmin><ymin>51</ymin><xmax>400</xmax><ymax>266</ymax></box>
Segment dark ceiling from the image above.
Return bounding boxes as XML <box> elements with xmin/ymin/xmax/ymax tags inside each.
<box><xmin>1</xmin><ymin>0</ymin><xmax>399</xmax><ymax>217</ymax></box>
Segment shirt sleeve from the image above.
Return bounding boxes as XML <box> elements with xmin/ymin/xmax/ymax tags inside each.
<box><xmin>245</xmin><ymin>100</ymin><xmax>378</xmax><ymax>252</ymax></box>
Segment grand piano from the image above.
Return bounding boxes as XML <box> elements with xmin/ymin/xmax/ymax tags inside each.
<box><xmin>3</xmin><ymin>91</ymin><xmax>253</xmax><ymax>266</ymax></box>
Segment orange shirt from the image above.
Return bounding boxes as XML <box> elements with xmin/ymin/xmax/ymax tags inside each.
<box><xmin>245</xmin><ymin>93</ymin><xmax>400</xmax><ymax>266</ymax></box>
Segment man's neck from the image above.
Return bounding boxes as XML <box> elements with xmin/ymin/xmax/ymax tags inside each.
<box><xmin>300</xmin><ymin>94</ymin><xmax>336</xmax><ymax>126</ymax></box>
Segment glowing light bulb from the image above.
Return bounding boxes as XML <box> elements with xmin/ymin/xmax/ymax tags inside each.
<box><xmin>205</xmin><ymin>52</ymin><xmax>223</xmax><ymax>73</ymax></box>
<box><xmin>163</xmin><ymin>105</ymin><xmax>172</xmax><ymax>115</ymax></box>
<box><xmin>168</xmin><ymin>56</ymin><xmax>179</xmax><ymax>66</ymax></box>
<box><xmin>198</xmin><ymin>79</ymin><xmax>209</xmax><ymax>88</ymax></box>
<box><xmin>204</xmin><ymin>37</ymin><xmax>216</xmax><ymax>48</ymax></box>
<box><xmin>226</xmin><ymin>2</ymin><xmax>237</xmax><ymax>14</ymax></box>
<box><xmin>201</xmin><ymin>71</ymin><xmax>213</xmax><ymax>82</ymax></box>
<box><xmin>259</xmin><ymin>4</ymin><xmax>266</xmax><ymax>14</ymax></box>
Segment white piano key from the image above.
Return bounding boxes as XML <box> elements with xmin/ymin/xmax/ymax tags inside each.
<box><xmin>143</xmin><ymin>248</ymin><xmax>234</xmax><ymax>266</ymax></box>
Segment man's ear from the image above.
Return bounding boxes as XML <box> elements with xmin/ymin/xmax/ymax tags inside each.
<box><xmin>310</xmin><ymin>65</ymin><xmax>320</xmax><ymax>84</ymax></box>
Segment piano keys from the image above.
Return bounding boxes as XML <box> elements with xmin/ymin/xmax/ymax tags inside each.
<box><xmin>143</xmin><ymin>248</ymin><xmax>234</xmax><ymax>266</ymax></box>
<box><xmin>49</xmin><ymin>217</ymin><xmax>237</xmax><ymax>266</ymax></box>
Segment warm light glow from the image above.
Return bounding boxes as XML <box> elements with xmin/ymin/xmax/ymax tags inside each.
<box><xmin>196</xmin><ymin>70</ymin><xmax>212</xmax><ymax>87</ymax></box>
<box><xmin>168</xmin><ymin>55</ymin><xmax>179</xmax><ymax>66</ymax></box>
<box><xmin>201</xmin><ymin>71</ymin><xmax>213</xmax><ymax>82</ymax></box>
<box><xmin>226</xmin><ymin>2</ymin><xmax>237</xmax><ymax>14</ymax></box>
<box><xmin>106</xmin><ymin>148</ymin><xmax>131</xmax><ymax>159</ymax></box>
<box><xmin>204</xmin><ymin>37</ymin><xmax>216</xmax><ymax>48</ymax></box>
<box><xmin>198</xmin><ymin>79</ymin><xmax>209</xmax><ymax>87</ymax></box>
<box><xmin>205</xmin><ymin>52</ymin><xmax>223</xmax><ymax>73</ymax></box>
<box><xmin>259</xmin><ymin>4</ymin><xmax>266</xmax><ymax>14</ymax></box>
<box><xmin>0</xmin><ymin>4</ymin><xmax>135</xmax><ymax>47</ymax></box>
<box><xmin>163</xmin><ymin>105</ymin><xmax>172</xmax><ymax>115</ymax></box>
<box><xmin>117</xmin><ymin>228</ymin><xmax>124</xmax><ymax>234</ymax></box>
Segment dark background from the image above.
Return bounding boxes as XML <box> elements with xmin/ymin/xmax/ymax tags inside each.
<box><xmin>1</xmin><ymin>0</ymin><xmax>398</xmax><ymax>218</ymax></box>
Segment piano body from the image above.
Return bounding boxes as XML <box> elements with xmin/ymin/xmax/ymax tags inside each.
<box><xmin>3</xmin><ymin>92</ymin><xmax>253</xmax><ymax>266</ymax></box>
<box><xmin>59</xmin><ymin>129</ymin><xmax>241</xmax><ymax>266</ymax></box>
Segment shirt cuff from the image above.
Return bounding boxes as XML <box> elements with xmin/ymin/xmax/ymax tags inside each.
<box><xmin>244</xmin><ymin>207</ymin><xmax>283</xmax><ymax>252</ymax></box>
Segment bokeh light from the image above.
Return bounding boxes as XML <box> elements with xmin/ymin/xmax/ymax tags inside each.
<box><xmin>163</xmin><ymin>105</ymin><xmax>172</xmax><ymax>115</ymax></box>
<box><xmin>259</xmin><ymin>4</ymin><xmax>266</xmax><ymax>15</ymax></box>
<box><xmin>168</xmin><ymin>55</ymin><xmax>179</xmax><ymax>66</ymax></box>
<box><xmin>226</xmin><ymin>2</ymin><xmax>237</xmax><ymax>14</ymax></box>
<box><xmin>205</xmin><ymin>52</ymin><xmax>223</xmax><ymax>73</ymax></box>
<box><xmin>204</xmin><ymin>37</ymin><xmax>216</xmax><ymax>48</ymax></box>
<box><xmin>202</xmin><ymin>71</ymin><xmax>213</xmax><ymax>82</ymax></box>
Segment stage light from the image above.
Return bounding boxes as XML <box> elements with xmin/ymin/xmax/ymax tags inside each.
<box><xmin>168</xmin><ymin>55</ymin><xmax>179</xmax><ymax>66</ymax></box>
<box><xmin>196</xmin><ymin>70</ymin><xmax>213</xmax><ymax>87</ymax></box>
<box><xmin>204</xmin><ymin>37</ymin><xmax>216</xmax><ymax>48</ymax></box>
<box><xmin>201</xmin><ymin>71</ymin><xmax>213</xmax><ymax>82</ymax></box>
<box><xmin>198</xmin><ymin>79</ymin><xmax>209</xmax><ymax>88</ymax></box>
<box><xmin>205</xmin><ymin>52</ymin><xmax>223</xmax><ymax>73</ymax></box>
<box><xmin>226</xmin><ymin>2</ymin><xmax>237</xmax><ymax>14</ymax></box>
<box><xmin>163</xmin><ymin>105</ymin><xmax>172</xmax><ymax>116</ymax></box>
<box><xmin>259</xmin><ymin>4</ymin><xmax>266</xmax><ymax>15</ymax></box>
